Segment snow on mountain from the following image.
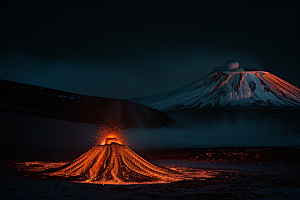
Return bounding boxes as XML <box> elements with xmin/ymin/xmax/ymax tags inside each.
<box><xmin>131</xmin><ymin>71</ymin><xmax>300</xmax><ymax>112</ymax></box>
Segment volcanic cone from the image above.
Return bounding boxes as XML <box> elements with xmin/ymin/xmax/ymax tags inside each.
<box><xmin>43</xmin><ymin>143</ymin><xmax>184</xmax><ymax>184</ymax></box>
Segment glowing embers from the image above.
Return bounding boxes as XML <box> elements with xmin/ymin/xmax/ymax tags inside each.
<box><xmin>93</xmin><ymin>121</ymin><xmax>129</xmax><ymax>146</ymax></box>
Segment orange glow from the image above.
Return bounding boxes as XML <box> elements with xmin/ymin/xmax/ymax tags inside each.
<box><xmin>236</xmin><ymin>72</ymin><xmax>244</xmax><ymax>91</ymax></box>
<box><xmin>211</xmin><ymin>73</ymin><xmax>233</xmax><ymax>92</ymax></box>
<box><xmin>103</xmin><ymin>135</ymin><xmax>121</xmax><ymax>145</ymax></box>
<box><xmin>93</xmin><ymin>120</ymin><xmax>129</xmax><ymax>146</ymax></box>
<box><xmin>262</xmin><ymin>72</ymin><xmax>300</xmax><ymax>99</ymax></box>
<box><xmin>209</xmin><ymin>71</ymin><xmax>300</xmax><ymax>104</ymax></box>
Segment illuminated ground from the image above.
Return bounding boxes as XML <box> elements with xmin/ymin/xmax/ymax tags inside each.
<box><xmin>1</xmin><ymin>147</ymin><xmax>300</xmax><ymax>199</ymax></box>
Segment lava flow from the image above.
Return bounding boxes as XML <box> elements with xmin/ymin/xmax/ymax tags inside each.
<box><xmin>44</xmin><ymin>142</ymin><xmax>185</xmax><ymax>184</ymax></box>
<box><xmin>18</xmin><ymin>124</ymin><xmax>216</xmax><ymax>184</ymax></box>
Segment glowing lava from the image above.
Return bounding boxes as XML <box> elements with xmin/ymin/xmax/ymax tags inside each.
<box><xmin>18</xmin><ymin>137</ymin><xmax>217</xmax><ymax>184</ymax></box>
<box><xmin>94</xmin><ymin>121</ymin><xmax>129</xmax><ymax>146</ymax></box>
<box><xmin>41</xmin><ymin>143</ymin><xmax>188</xmax><ymax>184</ymax></box>
<box><xmin>17</xmin><ymin>124</ymin><xmax>217</xmax><ymax>184</ymax></box>
<box><xmin>104</xmin><ymin>136</ymin><xmax>120</xmax><ymax>145</ymax></box>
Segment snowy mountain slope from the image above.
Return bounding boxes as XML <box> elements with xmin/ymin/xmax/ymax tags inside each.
<box><xmin>130</xmin><ymin>71</ymin><xmax>300</xmax><ymax>112</ymax></box>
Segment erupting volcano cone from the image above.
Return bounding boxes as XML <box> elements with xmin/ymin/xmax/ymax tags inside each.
<box><xmin>44</xmin><ymin>143</ymin><xmax>184</xmax><ymax>184</ymax></box>
<box><xmin>19</xmin><ymin>123</ymin><xmax>217</xmax><ymax>184</ymax></box>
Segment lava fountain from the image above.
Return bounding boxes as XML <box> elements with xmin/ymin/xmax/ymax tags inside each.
<box><xmin>17</xmin><ymin>123</ymin><xmax>217</xmax><ymax>184</ymax></box>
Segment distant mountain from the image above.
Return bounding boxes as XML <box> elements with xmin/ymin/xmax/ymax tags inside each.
<box><xmin>131</xmin><ymin>71</ymin><xmax>300</xmax><ymax>112</ymax></box>
<box><xmin>0</xmin><ymin>79</ymin><xmax>174</xmax><ymax>128</ymax></box>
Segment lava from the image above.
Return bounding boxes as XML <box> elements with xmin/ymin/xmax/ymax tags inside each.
<box><xmin>261</xmin><ymin>72</ymin><xmax>300</xmax><ymax>99</ymax></box>
<box><xmin>16</xmin><ymin>124</ymin><xmax>217</xmax><ymax>185</ymax></box>
<box><xmin>43</xmin><ymin>143</ymin><xmax>187</xmax><ymax>184</ymax></box>
<box><xmin>18</xmin><ymin>142</ymin><xmax>217</xmax><ymax>185</ymax></box>
<box><xmin>236</xmin><ymin>72</ymin><xmax>244</xmax><ymax>91</ymax></box>
<box><xmin>104</xmin><ymin>137</ymin><xmax>120</xmax><ymax>145</ymax></box>
<box><xmin>211</xmin><ymin>73</ymin><xmax>233</xmax><ymax>93</ymax></box>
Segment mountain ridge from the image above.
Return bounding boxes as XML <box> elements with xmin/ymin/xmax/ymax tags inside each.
<box><xmin>0</xmin><ymin>79</ymin><xmax>174</xmax><ymax>128</ymax></box>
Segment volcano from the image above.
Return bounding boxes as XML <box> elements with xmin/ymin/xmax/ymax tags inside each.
<box><xmin>18</xmin><ymin>132</ymin><xmax>217</xmax><ymax>184</ymax></box>
<box><xmin>41</xmin><ymin>143</ymin><xmax>185</xmax><ymax>184</ymax></box>
<box><xmin>131</xmin><ymin>71</ymin><xmax>300</xmax><ymax>112</ymax></box>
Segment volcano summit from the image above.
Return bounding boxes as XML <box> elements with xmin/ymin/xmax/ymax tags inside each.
<box><xmin>131</xmin><ymin>70</ymin><xmax>300</xmax><ymax>112</ymax></box>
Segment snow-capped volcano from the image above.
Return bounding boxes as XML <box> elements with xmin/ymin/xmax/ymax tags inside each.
<box><xmin>131</xmin><ymin>71</ymin><xmax>300</xmax><ymax>112</ymax></box>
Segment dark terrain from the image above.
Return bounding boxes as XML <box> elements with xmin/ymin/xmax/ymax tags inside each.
<box><xmin>1</xmin><ymin>147</ymin><xmax>299</xmax><ymax>200</ymax></box>
<box><xmin>0</xmin><ymin>79</ymin><xmax>174</xmax><ymax>128</ymax></box>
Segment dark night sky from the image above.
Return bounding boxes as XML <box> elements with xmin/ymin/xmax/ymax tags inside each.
<box><xmin>1</xmin><ymin>0</ymin><xmax>300</xmax><ymax>99</ymax></box>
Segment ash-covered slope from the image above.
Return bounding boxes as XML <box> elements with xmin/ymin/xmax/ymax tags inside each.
<box><xmin>131</xmin><ymin>71</ymin><xmax>300</xmax><ymax>112</ymax></box>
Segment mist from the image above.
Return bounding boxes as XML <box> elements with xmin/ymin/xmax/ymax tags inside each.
<box><xmin>1</xmin><ymin>107</ymin><xmax>299</xmax><ymax>150</ymax></box>
<box><xmin>127</xmin><ymin>111</ymin><xmax>300</xmax><ymax>149</ymax></box>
